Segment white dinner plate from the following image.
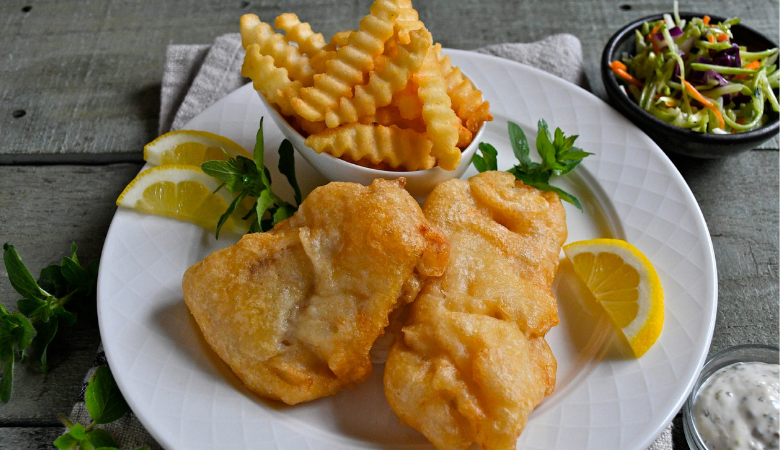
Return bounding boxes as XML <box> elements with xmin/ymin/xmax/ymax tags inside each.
<box><xmin>98</xmin><ymin>50</ymin><xmax>717</xmax><ymax>450</ymax></box>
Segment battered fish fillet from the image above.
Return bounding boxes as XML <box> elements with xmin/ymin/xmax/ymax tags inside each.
<box><xmin>384</xmin><ymin>171</ymin><xmax>567</xmax><ymax>450</ymax></box>
<box><xmin>182</xmin><ymin>178</ymin><xmax>448</xmax><ymax>405</ymax></box>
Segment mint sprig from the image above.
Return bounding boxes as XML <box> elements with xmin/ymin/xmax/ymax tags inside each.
<box><xmin>1</xmin><ymin>243</ymin><xmax>98</xmax><ymax>402</ymax></box>
<box><xmin>472</xmin><ymin>120</ymin><xmax>593</xmax><ymax>211</ymax></box>
<box><xmin>201</xmin><ymin>118</ymin><xmax>301</xmax><ymax>239</ymax></box>
<box><xmin>55</xmin><ymin>366</ymin><xmax>148</xmax><ymax>450</ymax></box>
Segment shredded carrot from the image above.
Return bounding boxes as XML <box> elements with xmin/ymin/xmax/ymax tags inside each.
<box><xmin>716</xmin><ymin>33</ymin><xmax>729</xmax><ymax>42</ymax></box>
<box><xmin>648</xmin><ymin>35</ymin><xmax>662</xmax><ymax>53</ymax></box>
<box><xmin>611</xmin><ymin>60</ymin><xmax>628</xmax><ymax>71</ymax></box>
<box><xmin>736</xmin><ymin>117</ymin><xmax>745</xmax><ymax>125</ymax></box>
<box><xmin>646</xmin><ymin>25</ymin><xmax>663</xmax><ymax>53</ymax></box>
<box><xmin>708</xmin><ymin>34</ymin><xmax>716</xmax><ymax>44</ymax></box>
<box><xmin>682</xmin><ymin>79</ymin><xmax>726</xmax><ymax>129</ymax></box>
<box><xmin>703</xmin><ymin>15</ymin><xmax>711</xmax><ymax>25</ymax></box>
<box><xmin>610</xmin><ymin>61</ymin><xmax>644</xmax><ymax>88</ymax></box>
<box><xmin>734</xmin><ymin>60</ymin><xmax>762</xmax><ymax>80</ymax></box>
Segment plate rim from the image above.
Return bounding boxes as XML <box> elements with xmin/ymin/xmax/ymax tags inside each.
<box><xmin>98</xmin><ymin>48</ymin><xmax>718</xmax><ymax>450</ymax></box>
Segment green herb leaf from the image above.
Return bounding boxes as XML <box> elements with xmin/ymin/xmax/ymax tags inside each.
<box><xmin>477</xmin><ymin>119</ymin><xmax>592</xmax><ymax>211</ymax></box>
<box><xmin>278</xmin><ymin>140</ymin><xmax>302</xmax><ymax>206</ymax></box>
<box><xmin>0</xmin><ymin>304</ymin><xmax>37</xmax><ymax>401</ymax></box>
<box><xmin>34</xmin><ymin>318</ymin><xmax>59</xmax><ymax>373</ymax></box>
<box><xmin>214</xmin><ymin>191</ymin><xmax>248</xmax><ymax>240</ymax></box>
<box><xmin>201</xmin><ymin>161</ymin><xmax>237</xmax><ymax>188</ymax></box>
<box><xmin>68</xmin><ymin>423</ymin><xmax>89</xmax><ymax>440</ymax></box>
<box><xmin>85</xmin><ymin>366</ymin><xmax>130</xmax><ymax>424</ymax></box>
<box><xmin>11</xmin><ymin>313</ymin><xmax>36</xmax><ymax>354</ymax></box>
<box><xmin>202</xmin><ymin>117</ymin><xmax>300</xmax><ymax>238</ymax></box>
<box><xmin>272</xmin><ymin>204</ymin><xmax>295</xmax><ymax>225</ymax></box>
<box><xmin>472</xmin><ymin>143</ymin><xmax>498</xmax><ymax>172</ymax></box>
<box><xmin>534</xmin><ymin>120</ymin><xmax>558</xmax><ymax>171</ymax></box>
<box><xmin>86</xmin><ymin>428</ymin><xmax>118</xmax><ymax>448</ymax></box>
<box><xmin>255</xmin><ymin>189</ymin><xmax>275</xmax><ymax>226</ymax></box>
<box><xmin>3</xmin><ymin>244</ymin><xmax>49</xmax><ymax>301</ymax></box>
<box><xmin>507</xmin><ymin>122</ymin><xmax>531</xmax><ymax>166</ymax></box>
<box><xmin>53</xmin><ymin>431</ymin><xmax>79</xmax><ymax>450</ymax></box>
<box><xmin>61</xmin><ymin>257</ymin><xmax>91</xmax><ymax>292</ymax></box>
<box><xmin>253</xmin><ymin>118</ymin><xmax>270</xmax><ymax>188</ymax></box>
<box><xmin>38</xmin><ymin>265</ymin><xmax>69</xmax><ymax>298</ymax></box>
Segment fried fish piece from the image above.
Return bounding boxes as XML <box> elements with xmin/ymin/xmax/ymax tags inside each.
<box><xmin>183</xmin><ymin>178</ymin><xmax>448</xmax><ymax>405</ymax></box>
<box><xmin>384</xmin><ymin>171</ymin><xmax>567</xmax><ymax>450</ymax></box>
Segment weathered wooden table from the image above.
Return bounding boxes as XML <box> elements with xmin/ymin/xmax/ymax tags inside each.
<box><xmin>1</xmin><ymin>0</ymin><xmax>777</xmax><ymax>448</ymax></box>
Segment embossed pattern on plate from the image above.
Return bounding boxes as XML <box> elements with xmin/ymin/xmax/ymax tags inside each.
<box><xmin>98</xmin><ymin>50</ymin><xmax>717</xmax><ymax>450</ymax></box>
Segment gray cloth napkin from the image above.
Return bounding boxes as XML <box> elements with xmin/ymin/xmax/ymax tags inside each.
<box><xmin>71</xmin><ymin>33</ymin><xmax>673</xmax><ymax>450</ymax></box>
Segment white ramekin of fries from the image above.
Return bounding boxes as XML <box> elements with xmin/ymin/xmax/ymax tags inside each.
<box><xmin>258</xmin><ymin>90</ymin><xmax>485</xmax><ymax>198</ymax></box>
<box><xmin>239</xmin><ymin>1</ymin><xmax>493</xmax><ymax>198</ymax></box>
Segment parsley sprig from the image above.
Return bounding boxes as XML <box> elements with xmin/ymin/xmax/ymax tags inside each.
<box><xmin>1</xmin><ymin>243</ymin><xmax>98</xmax><ymax>402</ymax></box>
<box><xmin>55</xmin><ymin>366</ymin><xmax>148</xmax><ymax>450</ymax></box>
<box><xmin>472</xmin><ymin>120</ymin><xmax>593</xmax><ymax>211</ymax></box>
<box><xmin>201</xmin><ymin>118</ymin><xmax>301</xmax><ymax>239</ymax></box>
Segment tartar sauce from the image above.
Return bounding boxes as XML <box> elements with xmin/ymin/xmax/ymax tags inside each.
<box><xmin>693</xmin><ymin>361</ymin><xmax>780</xmax><ymax>450</ymax></box>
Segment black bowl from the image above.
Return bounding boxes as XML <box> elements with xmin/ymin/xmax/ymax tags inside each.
<box><xmin>602</xmin><ymin>13</ymin><xmax>779</xmax><ymax>158</ymax></box>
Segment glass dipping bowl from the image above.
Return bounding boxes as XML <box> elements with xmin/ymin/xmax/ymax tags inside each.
<box><xmin>683</xmin><ymin>344</ymin><xmax>780</xmax><ymax>450</ymax></box>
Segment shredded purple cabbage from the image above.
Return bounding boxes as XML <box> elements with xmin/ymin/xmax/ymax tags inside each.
<box><xmin>710</xmin><ymin>44</ymin><xmax>742</xmax><ymax>68</ymax></box>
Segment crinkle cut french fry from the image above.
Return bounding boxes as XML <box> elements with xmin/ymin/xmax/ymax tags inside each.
<box><xmin>293</xmin><ymin>115</ymin><xmax>327</xmax><ymax>135</ymax></box>
<box><xmin>305</xmin><ymin>123</ymin><xmax>435</xmax><ymax>171</ymax></box>
<box><xmin>392</xmin><ymin>80</ymin><xmax>423</xmax><ymax>120</ymax></box>
<box><xmin>242</xmin><ymin>44</ymin><xmax>302</xmax><ymax>117</ymax></box>
<box><xmin>436</xmin><ymin>44</ymin><xmax>493</xmax><ymax>133</ymax></box>
<box><xmin>455</xmin><ymin>116</ymin><xmax>473</xmax><ymax>148</ymax></box>
<box><xmin>415</xmin><ymin>46</ymin><xmax>461</xmax><ymax>171</ymax></box>
<box><xmin>310</xmin><ymin>43</ymin><xmax>337</xmax><ymax>73</ymax></box>
<box><xmin>274</xmin><ymin>13</ymin><xmax>327</xmax><ymax>56</ymax></box>
<box><xmin>290</xmin><ymin>0</ymin><xmax>401</xmax><ymax>122</ymax></box>
<box><xmin>325</xmin><ymin>28</ymin><xmax>431</xmax><ymax>128</ymax></box>
<box><xmin>274</xmin><ymin>13</ymin><xmax>337</xmax><ymax>74</ymax></box>
<box><xmin>330</xmin><ymin>30</ymin><xmax>354</xmax><ymax>48</ymax></box>
<box><xmin>240</xmin><ymin>14</ymin><xmax>316</xmax><ymax>87</ymax></box>
<box><xmin>395</xmin><ymin>0</ymin><xmax>424</xmax><ymax>44</ymax></box>
<box><xmin>367</xmin><ymin>105</ymin><xmax>427</xmax><ymax>132</ymax></box>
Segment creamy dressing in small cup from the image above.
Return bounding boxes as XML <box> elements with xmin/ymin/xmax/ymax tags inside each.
<box><xmin>693</xmin><ymin>362</ymin><xmax>780</xmax><ymax>450</ymax></box>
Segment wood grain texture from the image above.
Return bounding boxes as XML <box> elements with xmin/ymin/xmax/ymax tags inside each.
<box><xmin>0</xmin><ymin>163</ymin><xmax>142</xmax><ymax>421</ymax></box>
<box><xmin>0</xmin><ymin>427</ymin><xmax>63</xmax><ymax>449</ymax></box>
<box><xmin>670</xmin><ymin>150</ymin><xmax>780</xmax><ymax>355</ymax></box>
<box><xmin>1</xmin><ymin>0</ymin><xmax>777</xmax><ymax>162</ymax></box>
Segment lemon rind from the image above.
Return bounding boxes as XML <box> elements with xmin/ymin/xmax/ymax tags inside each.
<box><xmin>563</xmin><ymin>238</ymin><xmax>664</xmax><ymax>357</ymax></box>
<box><xmin>116</xmin><ymin>165</ymin><xmax>249</xmax><ymax>235</ymax></box>
<box><xmin>143</xmin><ymin>130</ymin><xmax>251</xmax><ymax>166</ymax></box>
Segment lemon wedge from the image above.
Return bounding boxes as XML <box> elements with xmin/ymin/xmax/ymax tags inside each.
<box><xmin>116</xmin><ymin>165</ymin><xmax>249</xmax><ymax>234</ymax></box>
<box><xmin>143</xmin><ymin>130</ymin><xmax>251</xmax><ymax>166</ymax></box>
<box><xmin>563</xmin><ymin>238</ymin><xmax>664</xmax><ymax>357</ymax></box>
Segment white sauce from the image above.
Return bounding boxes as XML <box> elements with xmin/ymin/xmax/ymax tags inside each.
<box><xmin>694</xmin><ymin>362</ymin><xmax>780</xmax><ymax>450</ymax></box>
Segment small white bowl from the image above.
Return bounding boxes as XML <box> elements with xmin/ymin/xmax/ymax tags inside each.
<box><xmin>258</xmin><ymin>91</ymin><xmax>485</xmax><ymax>199</ymax></box>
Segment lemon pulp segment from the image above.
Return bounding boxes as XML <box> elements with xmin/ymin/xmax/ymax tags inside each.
<box><xmin>564</xmin><ymin>238</ymin><xmax>664</xmax><ymax>357</ymax></box>
<box><xmin>143</xmin><ymin>130</ymin><xmax>251</xmax><ymax>166</ymax></box>
<box><xmin>116</xmin><ymin>165</ymin><xmax>249</xmax><ymax>235</ymax></box>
